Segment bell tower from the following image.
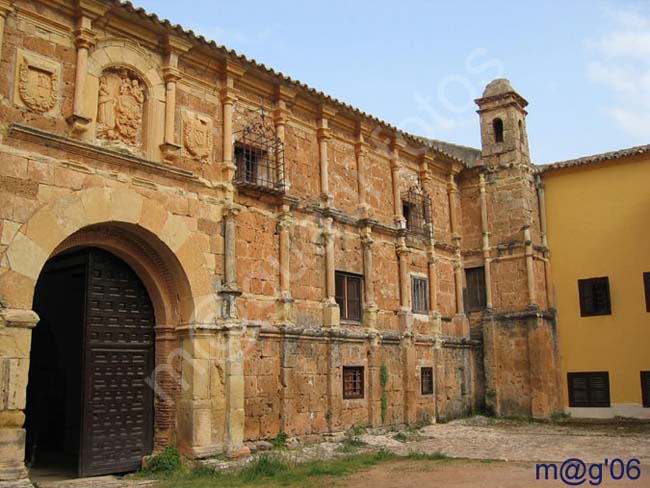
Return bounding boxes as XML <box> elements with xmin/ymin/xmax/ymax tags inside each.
<box><xmin>476</xmin><ymin>78</ymin><xmax>530</xmax><ymax>166</ymax></box>
<box><xmin>474</xmin><ymin>79</ymin><xmax>562</xmax><ymax>418</ymax></box>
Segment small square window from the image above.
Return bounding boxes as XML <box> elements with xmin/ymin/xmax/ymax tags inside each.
<box><xmin>568</xmin><ymin>372</ymin><xmax>610</xmax><ymax>407</ymax></box>
<box><xmin>421</xmin><ymin>367</ymin><xmax>434</xmax><ymax>395</ymax></box>
<box><xmin>335</xmin><ymin>272</ymin><xmax>363</xmax><ymax>322</ymax></box>
<box><xmin>578</xmin><ymin>277</ymin><xmax>611</xmax><ymax>317</ymax></box>
<box><xmin>343</xmin><ymin>366</ymin><xmax>364</xmax><ymax>399</ymax></box>
<box><xmin>411</xmin><ymin>276</ymin><xmax>429</xmax><ymax>314</ymax></box>
<box><xmin>643</xmin><ymin>273</ymin><xmax>650</xmax><ymax>313</ymax></box>
<box><xmin>641</xmin><ymin>371</ymin><xmax>650</xmax><ymax>408</ymax></box>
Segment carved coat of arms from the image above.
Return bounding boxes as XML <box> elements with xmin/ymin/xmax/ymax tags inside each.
<box><xmin>16</xmin><ymin>50</ymin><xmax>59</xmax><ymax>114</ymax></box>
<box><xmin>97</xmin><ymin>69</ymin><xmax>145</xmax><ymax>147</ymax></box>
<box><xmin>183</xmin><ymin>112</ymin><xmax>213</xmax><ymax>163</ymax></box>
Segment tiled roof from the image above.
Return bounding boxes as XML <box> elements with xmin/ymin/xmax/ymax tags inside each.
<box><xmin>108</xmin><ymin>1</ymin><xmax>478</xmax><ymax>166</ymax></box>
<box><xmin>538</xmin><ymin>144</ymin><xmax>650</xmax><ymax>172</ymax></box>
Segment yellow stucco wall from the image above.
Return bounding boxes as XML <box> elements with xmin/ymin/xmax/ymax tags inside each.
<box><xmin>543</xmin><ymin>154</ymin><xmax>650</xmax><ymax>415</ymax></box>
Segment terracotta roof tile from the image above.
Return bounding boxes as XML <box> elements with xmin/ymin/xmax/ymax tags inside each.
<box><xmin>537</xmin><ymin>144</ymin><xmax>650</xmax><ymax>172</ymax></box>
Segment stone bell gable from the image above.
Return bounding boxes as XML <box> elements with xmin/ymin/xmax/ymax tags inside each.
<box><xmin>0</xmin><ymin>0</ymin><xmax>561</xmax><ymax>483</ymax></box>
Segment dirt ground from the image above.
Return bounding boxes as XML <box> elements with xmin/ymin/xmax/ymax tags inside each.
<box><xmin>340</xmin><ymin>459</ymin><xmax>648</xmax><ymax>488</ymax></box>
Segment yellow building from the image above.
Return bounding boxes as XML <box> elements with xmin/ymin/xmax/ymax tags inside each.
<box><xmin>542</xmin><ymin>145</ymin><xmax>650</xmax><ymax>418</ymax></box>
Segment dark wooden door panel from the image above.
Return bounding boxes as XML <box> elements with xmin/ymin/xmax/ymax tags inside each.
<box><xmin>79</xmin><ymin>249</ymin><xmax>155</xmax><ymax>477</ymax></box>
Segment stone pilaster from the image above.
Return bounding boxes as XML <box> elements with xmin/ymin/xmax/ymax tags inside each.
<box><xmin>524</xmin><ymin>225</ymin><xmax>536</xmax><ymax>308</ymax></box>
<box><xmin>0</xmin><ymin>2</ymin><xmax>13</xmax><ymax>71</ymax></box>
<box><xmin>396</xmin><ymin>237</ymin><xmax>413</xmax><ymax>331</ymax></box>
<box><xmin>159</xmin><ymin>35</ymin><xmax>190</xmax><ymax>162</ymax></box>
<box><xmin>220</xmin><ymin>60</ymin><xmax>245</xmax><ymax>199</ymax></box>
<box><xmin>447</xmin><ymin>173</ymin><xmax>465</xmax><ymax>317</ymax></box>
<box><xmin>535</xmin><ymin>176</ymin><xmax>555</xmax><ymax>309</ymax></box>
<box><xmin>223</xmin><ymin>325</ymin><xmax>248</xmax><ymax>457</ymax></box>
<box><xmin>360</xmin><ymin>224</ymin><xmax>378</xmax><ymax>329</ymax></box>
<box><xmin>0</xmin><ymin>308</ymin><xmax>38</xmax><ymax>482</ymax></box>
<box><xmin>275</xmin><ymin>203</ymin><xmax>295</xmax><ymax>325</ymax></box>
<box><xmin>274</xmin><ymin>85</ymin><xmax>295</xmax><ymax>191</ymax></box>
<box><xmin>355</xmin><ymin>123</ymin><xmax>371</xmax><ymax>219</ymax></box>
<box><xmin>390</xmin><ymin>140</ymin><xmax>405</xmax><ymax>227</ymax></box>
<box><xmin>326</xmin><ymin>338</ymin><xmax>342</xmax><ymax>431</ymax></box>
<box><xmin>321</xmin><ymin>217</ymin><xmax>339</xmax><ymax>327</ymax></box>
<box><xmin>479</xmin><ymin>173</ymin><xmax>493</xmax><ymax>309</ymax></box>
<box><xmin>317</xmin><ymin>105</ymin><xmax>336</xmax><ymax>206</ymax></box>
<box><xmin>401</xmin><ymin>334</ymin><xmax>417</xmax><ymax>424</ymax></box>
<box><xmin>366</xmin><ymin>333</ymin><xmax>382</xmax><ymax>426</ymax></box>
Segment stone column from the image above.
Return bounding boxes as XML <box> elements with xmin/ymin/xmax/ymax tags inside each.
<box><xmin>427</xmin><ymin>247</ymin><xmax>442</xmax><ymax>335</ymax></box>
<box><xmin>0</xmin><ymin>308</ymin><xmax>39</xmax><ymax>482</ymax></box>
<box><xmin>479</xmin><ymin>173</ymin><xmax>493</xmax><ymax>309</ymax></box>
<box><xmin>160</xmin><ymin>36</ymin><xmax>191</xmax><ymax>161</ymax></box>
<box><xmin>396</xmin><ymin>237</ymin><xmax>413</xmax><ymax>331</ymax></box>
<box><xmin>317</xmin><ymin>105</ymin><xmax>336</xmax><ymax>206</ymax></box>
<box><xmin>355</xmin><ymin>124</ymin><xmax>371</xmax><ymax>218</ymax></box>
<box><xmin>224</xmin><ymin>325</ymin><xmax>248</xmax><ymax>457</ymax></box>
<box><xmin>322</xmin><ymin>217</ymin><xmax>339</xmax><ymax>327</ymax></box>
<box><xmin>275</xmin><ymin>203</ymin><xmax>295</xmax><ymax>324</ymax></box>
<box><xmin>326</xmin><ymin>338</ymin><xmax>342</xmax><ymax>431</ymax></box>
<box><xmin>390</xmin><ymin>141</ymin><xmax>405</xmax><ymax>226</ymax></box>
<box><xmin>524</xmin><ymin>225</ymin><xmax>536</xmax><ymax>307</ymax></box>
<box><xmin>360</xmin><ymin>224</ymin><xmax>378</xmax><ymax>329</ymax></box>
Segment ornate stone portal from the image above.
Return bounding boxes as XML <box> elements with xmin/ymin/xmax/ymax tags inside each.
<box><xmin>97</xmin><ymin>68</ymin><xmax>145</xmax><ymax>148</ymax></box>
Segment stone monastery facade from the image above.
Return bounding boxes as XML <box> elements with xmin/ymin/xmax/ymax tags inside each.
<box><xmin>0</xmin><ymin>0</ymin><xmax>563</xmax><ymax>482</ymax></box>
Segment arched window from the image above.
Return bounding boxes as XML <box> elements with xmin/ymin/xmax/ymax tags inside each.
<box><xmin>493</xmin><ymin>118</ymin><xmax>504</xmax><ymax>143</ymax></box>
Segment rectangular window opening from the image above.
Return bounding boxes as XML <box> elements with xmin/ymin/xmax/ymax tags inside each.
<box><xmin>343</xmin><ymin>366</ymin><xmax>364</xmax><ymax>399</ymax></box>
<box><xmin>568</xmin><ymin>372</ymin><xmax>610</xmax><ymax>408</ymax></box>
<box><xmin>578</xmin><ymin>277</ymin><xmax>611</xmax><ymax>317</ymax></box>
<box><xmin>335</xmin><ymin>272</ymin><xmax>363</xmax><ymax>322</ymax></box>
<box><xmin>641</xmin><ymin>371</ymin><xmax>650</xmax><ymax>408</ymax></box>
<box><xmin>411</xmin><ymin>276</ymin><xmax>429</xmax><ymax>314</ymax></box>
<box><xmin>465</xmin><ymin>267</ymin><xmax>487</xmax><ymax>312</ymax></box>
<box><xmin>421</xmin><ymin>367</ymin><xmax>434</xmax><ymax>395</ymax></box>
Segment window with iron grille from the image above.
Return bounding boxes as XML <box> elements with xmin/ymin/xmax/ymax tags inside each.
<box><xmin>233</xmin><ymin>116</ymin><xmax>285</xmax><ymax>194</ymax></box>
<box><xmin>568</xmin><ymin>372</ymin><xmax>610</xmax><ymax>407</ymax></box>
<box><xmin>411</xmin><ymin>276</ymin><xmax>429</xmax><ymax>314</ymax></box>
<box><xmin>643</xmin><ymin>273</ymin><xmax>650</xmax><ymax>313</ymax></box>
<box><xmin>578</xmin><ymin>277</ymin><xmax>611</xmax><ymax>317</ymax></box>
<box><xmin>335</xmin><ymin>272</ymin><xmax>362</xmax><ymax>322</ymax></box>
<box><xmin>465</xmin><ymin>267</ymin><xmax>487</xmax><ymax>311</ymax></box>
<box><xmin>343</xmin><ymin>366</ymin><xmax>364</xmax><ymax>399</ymax></box>
<box><xmin>641</xmin><ymin>372</ymin><xmax>650</xmax><ymax>408</ymax></box>
<box><xmin>421</xmin><ymin>367</ymin><xmax>434</xmax><ymax>395</ymax></box>
<box><xmin>401</xmin><ymin>187</ymin><xmax>432</xmax><ymax>239</ymax></box>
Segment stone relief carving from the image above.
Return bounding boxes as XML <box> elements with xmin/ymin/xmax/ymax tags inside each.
<box><xmin>15</xmin><ymin>49</ymin><xmax>60</xmax><ymax>114</ymax></box>
<box><xmin>97</xmin><ymin>68</ymin><xmax>145</xmax><ymax>147</ymax></box>
<box><xmin>182</xmin><ymin>111</ymin><xmax>213</xmax><ymax>163</ymax></box>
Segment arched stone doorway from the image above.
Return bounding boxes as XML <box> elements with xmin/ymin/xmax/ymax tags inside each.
<box><xmin>26</xmin><ymin>246</ymin><xmax>156</xmax><ymax>478</ymax></box>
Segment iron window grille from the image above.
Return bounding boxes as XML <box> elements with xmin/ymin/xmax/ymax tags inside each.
<box><xmin>578</xmin><ymin>277</ymin><xmax>611</xmax><ymax>317</ymax></box>
<box><xmin>567</xmin><ymin>372</ymin><xmax>610</xmax><ymax>408</ymax></box>
<box><xmin>335</xmin><ymin>271</ymin><xmax>363</xmax><ymax>322</ymax></box>
<box><xmin>343</xmin><ymin>366</ymin><xmax>364</xmax><ymax>399</ymax></box>
<box><xmin>421</xmin><ymin>367</ymin><xmax>434</xmax><ymax>395</ymax></box>
<box><xmin>402</xmin><ymin>186</ymin><xmax>432</xmax><ymax>239</ymax></box>
<box><xmin>411</xmin><ymin>276</ymin><xmax>429</xmax><ymax>314</ymax></box>
<box><xmin>233</xmin><ymin>114</ymin><xmax>285</xmax><ymax>194</ymax></box>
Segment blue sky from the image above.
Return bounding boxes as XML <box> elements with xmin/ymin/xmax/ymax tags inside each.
<box><xmin>133</xmin><ymin>0</ymin><xmax>650</xmax><ymax>164</ymax></box>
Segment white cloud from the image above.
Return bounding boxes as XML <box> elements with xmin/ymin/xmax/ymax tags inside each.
<box><xmin>586</xmin><ymin>5</ymin><xmax>650</xmax><ymax>140</ymax></box>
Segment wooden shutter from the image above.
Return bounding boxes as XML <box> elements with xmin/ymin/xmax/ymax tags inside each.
<box><xmin>641</xmin><ymin>371</ymin><xmax>650</xmax><ymax>408</ymax></box>
<box><xmin>644</xmin><ymin>273</ymin><xmax>650</xmax><ymax>313</ymax></box>
<box><xmin>568</xmin><ymin>372</ymin><xmax>610</xmax><ymax>407</ymax></box>
<box><xmin>346</xmin><ymin>276</ymin><xmax>361</xmax><ymax>321</ymax></box>
<box><xmin>335</xmin><ymin>272</ymin><xmax>346</xmax><ymax>317</ymax></box>
<box><xmin>465</xmin><ymin>267</ymin><xmax>486</xmax><ymax>311</ymax></box>
<box><xmin>578</xmin><ymin>277</ymin><xmax>611</xmax><ymax>316</ymax></box>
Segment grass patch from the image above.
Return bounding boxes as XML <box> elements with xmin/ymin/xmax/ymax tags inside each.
<box><xmin>151</xmin><ymin>449</ymin><xmax>411</xmax><ymax>487</ymax></box>
<box><xmin>270</xmin><ymin>431</ymin><xmax>289</xmax><ymax>449</ymax></box>
<box><xmin>406</xmin><ymin>452</ymin><xmax>451</xmax><ymax>462</ymax></box>
<box><xmin>142</xmin><ymin>446</ymin><xmax>182</xmax><ymax>474</ymax></box>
